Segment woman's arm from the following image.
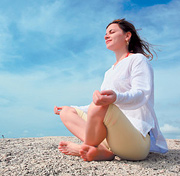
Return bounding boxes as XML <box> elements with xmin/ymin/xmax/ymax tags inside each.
<box><xmin>114</xmin><ymin>57</ymin><xmax>153</xmax><ymax>110</ymax></box>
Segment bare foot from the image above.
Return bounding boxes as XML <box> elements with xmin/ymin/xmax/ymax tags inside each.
<box><xmin>58</xmin><ymin>141</ymin><xmax>81</xmax><ymax>156</ymax></box>
<box><xmin>80</xmin><ymin>144</ymin><xmax>115</xmax><ymax>161</ymax></box>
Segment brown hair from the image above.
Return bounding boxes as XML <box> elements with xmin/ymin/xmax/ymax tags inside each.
<box><xmin>106</xmin><ymin>19</ymin><xmax>156</xmax><ymax>60</ymax></box>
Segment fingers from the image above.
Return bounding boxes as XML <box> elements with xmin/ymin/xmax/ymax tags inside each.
<box><xmin>100</xmin><ymin>90</ymin><xmax>113</xmax><ymax>95</ymax></box>
<box><xmin>54</xmin><ymin>106</ymin><xmax>58</xmax><ymax>113</ymax></box>
<box><xmin>93</xmin><ymin>90</ymin><xmax>106</xmax><ymax>105</ymax></box>
<box><xmin>93</xmin><ymin>90</ymin><xmax>102</xmax><ymax>100</ymax></box>
<box><xmin>54</xmin><ymin>106</ymin><xmax>62</xmax><ymax>115</ymax></box>
<box><xmin>93</xmin><ymin>90</ymin><xmax>101</xmax><ymax>104</ymax></box>
<box><xmin>93</xmin><ymin>90</ymin><xmax>117</xmax><ymax>105</ymax></box>
<box><xmin>57</xmin><ymin>107</ymin><xmax>62</xmax><ymax>110</ymax></box>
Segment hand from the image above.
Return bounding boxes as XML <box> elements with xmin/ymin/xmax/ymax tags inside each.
<box><xmin>93</xmin><ymin>90</ymin><xmax>117</xmax><ymax>106</ymax></box>
<box><xmin>54</xmin><ymin>106</ymin><xmax>62</xmax><ymax>115</ymax></box>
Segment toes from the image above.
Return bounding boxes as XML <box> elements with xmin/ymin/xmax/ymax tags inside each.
<box><xmin>80</xmin><ymin>150</ymin><xmax>88</xmax><ymax>161</ymax></box>
<box><xmin>58</xmin><ymin>141</ymin><xmax>68</xmax><ymax>153</ymax></box>
<box><xmin>81</xmin><ymin>144</ymin><xmax>89</xmax><ymax>152</ymax></box>
<box><xmin>62</xmin><ymin>150</ymin><xmax>70</xmax><ymax>155</ymax></box>
<box><xmin>58</xmin><ymin>141</ymin><xmax>81</xmax><ymax>157</ymax></box>
<box><xmin>59</xmin><ymin>141</ymin><xmax>68</xmax><ymax>146</ymax></box>
<box><xmin>58</xmin><ymin>147</ymin><xmax>65</xmax><ymax>152</ymax></box>
<box><xmin>80</xmin><ymin>144</ymin><xmax>99</xmax><ymax>161</ymax></box>
<box><xmin>80</xmin><ymin>144</ymin><xmax>90</xmax><ymax>161</ymax></box>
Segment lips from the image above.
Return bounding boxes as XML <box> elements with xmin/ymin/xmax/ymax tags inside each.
<box><xmin>105</xmin><ymin>40</ymin><xmax>112</xmax><ymax>44</ymax></box>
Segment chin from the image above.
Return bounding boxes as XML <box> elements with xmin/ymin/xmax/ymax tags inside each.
<box><xmin>106</xmin><ymin>44</ymin><xmax>113</xmax><ymax>50</ymax></box>
<box><xmin>106</xmin><ymin>46</ymin><xmax>117</xmax><ymax>51</ymax></box>
<box><xmin>106</xmin><ymin>43</ymin><xmax>122</xmax><ymax>52</ymax></box>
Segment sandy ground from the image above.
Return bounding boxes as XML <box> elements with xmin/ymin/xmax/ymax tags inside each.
<box><xmin>0</xmin><ymin>137</ymin><xmax>179</xmax><ymax>176</ymax></box>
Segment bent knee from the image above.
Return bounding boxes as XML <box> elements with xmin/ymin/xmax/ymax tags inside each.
<box><xmin>60</xmin><ymin>106</ymin><xmax>77</xmax><ymax>119</ymax></box>
<box><xmin>87</xmin><ymin>103</ymin><xmax>109</xmax><ymax>121</ymax></box>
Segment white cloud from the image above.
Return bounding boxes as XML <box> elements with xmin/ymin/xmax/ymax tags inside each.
<box><xmin>0</xmin><ymin>0</ymin><xmax>124</xmax><ymax>71</ymax></box>
<box><xmin>160</xmin><ymin>124</ymin><xmax>180</xmax><ymax>134</ymax></box>
<box><xmin>18</xmin><ymin>1</ymin><xmax>64</xmax><ymax>36</ymax></box>
<box><xmin>0</xmin><ymin>14</ymin><xmax>16</xmax><ymax>65</ymax></box>
<box><xmin>17</xmin><ymin>0</ymin><xmax>123</xmax><ymax>39</ymax></box>
<box><xmin>0</xmin><ymin>64</ymin><xmax>103</xmax><ymax>131</ymax></box>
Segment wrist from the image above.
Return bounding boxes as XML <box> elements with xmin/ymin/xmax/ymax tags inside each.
<box><xmin>113</xmin><ymin>91</ymin><xmax>119</xmax><ymax>104</ymax></box>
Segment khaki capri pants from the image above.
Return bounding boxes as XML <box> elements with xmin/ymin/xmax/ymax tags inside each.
<box><xmin>74</xmin><ymin>104</ymin><xmax>150</xmax><ymax>160</ymax></box>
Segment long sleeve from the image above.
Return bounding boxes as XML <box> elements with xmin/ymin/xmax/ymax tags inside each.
<box><xmin>114</xmin><ymin>56</ymin><xmax>153</xmax><ymax>110</ymax></box>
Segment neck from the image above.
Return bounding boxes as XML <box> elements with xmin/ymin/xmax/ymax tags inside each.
<box><xmin>114</xmin><ymin>49</ymin><xmax>129</xmax><ymax>64</ymax></box>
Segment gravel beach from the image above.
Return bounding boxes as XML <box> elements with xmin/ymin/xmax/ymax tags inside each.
<box><xmin>0</xmin><ymin>136</ymin><xmax>179</xmax><ymax>175</ymax></box>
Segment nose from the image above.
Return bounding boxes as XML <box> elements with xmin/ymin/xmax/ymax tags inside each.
<box><xmin>104</xmin><ymin>34</ymin><xmax>109</xmax><ymax>40</ymax></box>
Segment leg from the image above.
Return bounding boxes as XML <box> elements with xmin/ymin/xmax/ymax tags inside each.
<box><xmin>84</xmin><ymin>102</ymin><xmax>109</xmax><ymax>146</ymax></box>
<box><xmin>59</xmin><ymin>106</ymin><xmax>86</xmax><ymax>141</ymax></box>
<box><xmin>80</xmin><ymin>103</ymin><xmax>115</xmax><ymax>161</ymax></box>
<box><xmin>57</xmin><ymin>106</ymin><xmax>114</xmax><ymax>159</ymax></box>
<box><xmin>80</xmin><ymin>104</ymin><xmax>150</xmax><ymax>161</ymax></box>
<box><xmin>56</xmin><ymin>106</ymin><xmax>86</xmax><ymax>156</ymax></box>
<box><xmin>103</xmin><ymin>104</ymin><xmax>150</xmax><ymax>160</ymax></box>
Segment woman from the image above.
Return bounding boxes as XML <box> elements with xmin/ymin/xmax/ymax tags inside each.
<box><xmin>54</xmin><ymin>19</ymin><xmax>168</xmax><ymax>161</ymax></box>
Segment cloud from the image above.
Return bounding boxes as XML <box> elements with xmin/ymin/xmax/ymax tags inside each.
<box><xmin>160</xmin><ymin>124</ymin><xmax>180</xmax><ymax>134</ymax></box>
<box><xmin>18</xmin><ymin>1</ymin><xmax>65</xmax><ymax>36</ymax></box>
<box><xmin>17</xmin><ymin>0</ymin><xmax>124</xmax><ymax>39</ymax></box>
<box><xmin>125</xmin><ymin>0</ymin><xmax>180</xmax><ymax>64</ymax></box>
<box><xmin>0</xmin><ymin>0</ymin><xmax>124</xmax><ymax>73</ymax></box>
<box><xmin>0</xmin><ymin>14</ymin><xmax>18</xmax><ymax>65</ymax></box>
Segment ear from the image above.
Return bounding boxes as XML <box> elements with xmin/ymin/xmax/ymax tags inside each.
<box><xmin>125</xmin><ymin>32</ymin><xmax>132</xmax><ymax>41</ymax></box>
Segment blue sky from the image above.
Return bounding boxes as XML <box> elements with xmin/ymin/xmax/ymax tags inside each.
<box><xmin>0</xmin><ymin>0</ymin><xmax>180</xmax><ymax>139</ymax></box>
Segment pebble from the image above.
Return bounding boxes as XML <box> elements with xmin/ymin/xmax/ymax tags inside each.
<box><xmin>0</xmin><ymin>137</ymin><xmax>179</xmax><ymax>175</ymax></box>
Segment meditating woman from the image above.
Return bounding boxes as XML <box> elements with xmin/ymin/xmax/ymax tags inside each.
<box><xmin>54</xmin><ymin>19</ymin><xmax>168</xmax><ymax>161</ymax></box>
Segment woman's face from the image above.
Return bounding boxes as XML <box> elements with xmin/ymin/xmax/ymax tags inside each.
<box><xmin>105</xmin><ymin>23</ymin><xmax>127</xmax><ymax>51</ymax></box>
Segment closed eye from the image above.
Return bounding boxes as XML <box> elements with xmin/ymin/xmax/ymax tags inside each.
<box><xmin>105</xmin><ymin>29</ymin><xmax>115</xmax><ymax>35</ymax></box>
<box><xmin>105</xmin><ymin>29</ymin><xmax>116</xmax><ymax>37</ymax></box>
<box><xmin>109</xmin><ymin>29</ymin><xmax>115</xmax><ymax>34</ymax></box>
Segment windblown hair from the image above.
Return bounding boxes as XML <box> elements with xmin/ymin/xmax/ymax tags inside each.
<box><xmin>106</xmin><ymin>19</ymin><xmax>156</xmax><ymax>60</ymax></box>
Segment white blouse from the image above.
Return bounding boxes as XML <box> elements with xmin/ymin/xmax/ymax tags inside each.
<box><xmin>72</xmin><ymin>53</ymin><xmax>168</xmax><ymax>154</ymax></box>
